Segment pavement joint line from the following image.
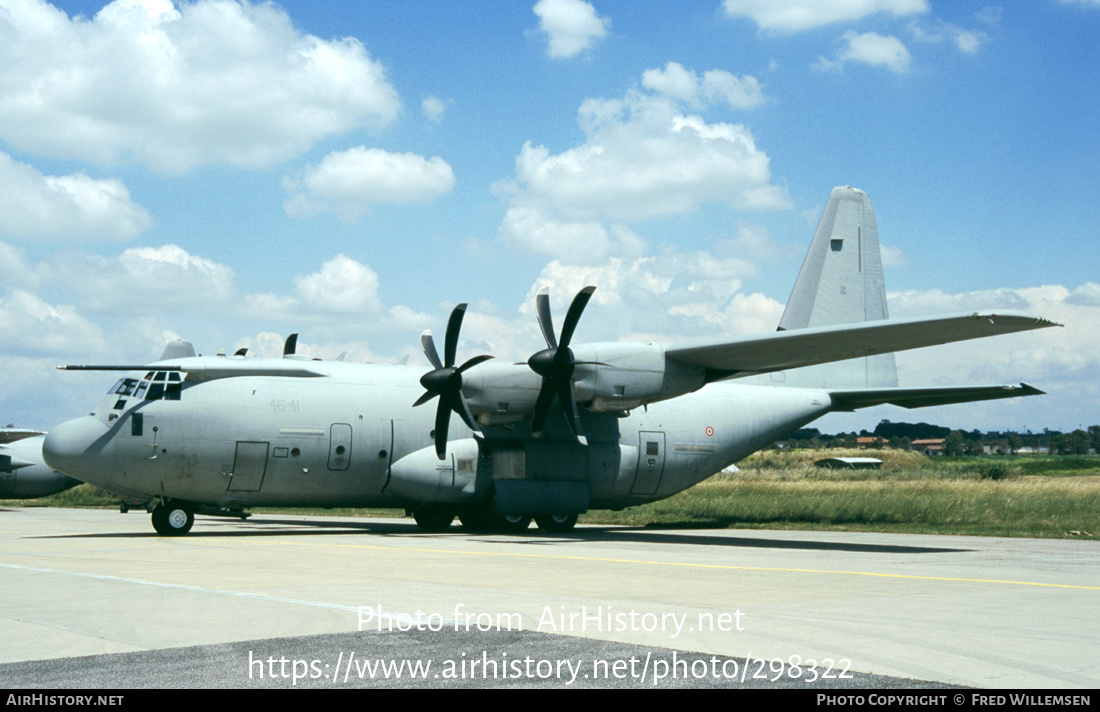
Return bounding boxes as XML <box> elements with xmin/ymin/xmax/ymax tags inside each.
<box><xmin>193</xmin><ymin>537</ymin><xmax>1100</xmax><ymax>591</ymax></box>
<box><xmin>5</xmin><ymin>530</ymin><xmax>1097</xmax><ymax>593</ymax></box>
<box><xmin>0</xmin><ymin>562</ymin><xmax>360</xmax><ymax>613</ymax></box>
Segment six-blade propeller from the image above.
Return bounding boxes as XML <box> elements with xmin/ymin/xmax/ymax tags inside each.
<box><xmin>413</xmin><ymin>304</ymin><xmax>492</xmax><ymax>460</ymax></box>
<box><xmin>527</xmin><ymin>286</ymin><xmax>597</xmax><ymax>444</ymax></box>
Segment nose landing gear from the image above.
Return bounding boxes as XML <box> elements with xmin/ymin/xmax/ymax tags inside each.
<box><xmin>151</xmin><ymin>501</ymin><xmax>194</xmax><ymax>536</ymax></box>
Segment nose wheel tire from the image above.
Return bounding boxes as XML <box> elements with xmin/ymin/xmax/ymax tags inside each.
<box><xmin>534</xmin><ymin>513</ymin><xmax>578</xmax><ymax>533</ymax></box>
<box><xmin>151</xmin><ymin>502</ymin><xmax>195</xmax><ymax>536</ymax></box>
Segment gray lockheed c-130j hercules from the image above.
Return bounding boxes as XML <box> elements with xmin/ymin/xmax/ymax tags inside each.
<box><xmin>42</xmin><ymin>187</ymin><xmax>1058</xmax><ymax>536</ymax></box>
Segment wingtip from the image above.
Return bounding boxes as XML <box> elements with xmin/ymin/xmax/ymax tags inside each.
<box><xmin>1018</xmin><ymin>382</ymin><xmax>1046</xmax><ymax>396</ymax></box>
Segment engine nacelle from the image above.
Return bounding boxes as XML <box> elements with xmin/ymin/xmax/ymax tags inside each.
<box><xmin>387</xmin><ymin>438</ymin><xmax>486</xmax><ymax>502</ymax></box>
<box><xmin>462</xmin><ymin>363</ymin><xmax>544</xmax><ymax>426</ymax></box>
<box><xmin>460</xmin><ymin>344</ymin><xmax>706</xmax><ymax>424</ymax></box>
<box><xmin>571</xmin><ymin>342</ymin><xmax>706</xmax><ymax>412</ymax></box>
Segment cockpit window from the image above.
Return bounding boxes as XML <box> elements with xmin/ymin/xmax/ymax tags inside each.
<box><xmin>115</xmin><ymin>378</ymin><xmax>139</xmax><ymax>396</ymax></box>
<box><xmin>143</xmin><ymin>371</ymin><xmax>184</xmax><ymax>401</ymax></box>
<box><xmin>106</xmin><ymin>371</ymin><xmax>185</xmax><ymax>403</ymax></box>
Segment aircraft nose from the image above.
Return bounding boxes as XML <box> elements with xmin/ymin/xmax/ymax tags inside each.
<box><xmin>43</xmin><ymin>416</ymin><xmax>109</xmax><ymax>478</ymax></box>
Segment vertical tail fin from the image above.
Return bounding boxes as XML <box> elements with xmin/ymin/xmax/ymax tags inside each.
<box><xmin>771</xmin><ymin>186</ymin><xmax>898</xmax><ymax>388</ymax></box>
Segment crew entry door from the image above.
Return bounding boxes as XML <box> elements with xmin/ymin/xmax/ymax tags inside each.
<box><xmin>631</xmin><ymin>431</ymin><xmax>666</xmax><ymax>495</ymax></box>
<box><xmin>228</xmin><ymin>441</ymin><xmax>269</xmax><ymax>492</ymax></box>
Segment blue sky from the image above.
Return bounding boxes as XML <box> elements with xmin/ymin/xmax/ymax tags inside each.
<box><xmin>0</xmin><ymin>0</ymin><xmax>1097</xmax><ymax>435</ymax></box>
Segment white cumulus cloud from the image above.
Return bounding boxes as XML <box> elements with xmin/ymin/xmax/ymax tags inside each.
<box><xmin>496</xmin><ymin>68</ymin><xmax>788</xmax><ymax>263</ymax></box>
<box><xmin>507</xmin><ymin>92</ymin><xmax>787</xmax><ymax>223</ymax></box>
<box><xmin>532</xmin><ymin>0</ymin><xmax>609</xmax><ymax>58</ymax></box>
<box><xmin>283</xmin><ymin>147</ymin><xmax>456</xmax><ymax>221</ymax></box>
<box><xmin>642</xmin><ymin>62</ymin><xmax>766</xmax><ymax>110</ymax></box>
<box><xmin>831</xmin><ymin>31</ymin><xmax>913</xmax><ymax>73</ymax></box>
<box><xmin>294</xmin><ymin>254</ymin><xmax>383</xmax><ymax>314</ymax></box>
<box><xmin>910</xmin><ymin>20</ymin><xmax>988</xmax><ymax>54</ymax></box>
<box><xmin>722</xmin><ymin>0</ymin><xmax>929</xmax><ymax>32</ymax></box>
<box><xmin>0</xmin><ymin>289</ymin><xmax>107</xmax><ymax>355</ymax></box>
<box><xmin>0</xmin><ymin>0</ymin><xmax>401</xmax><ymax>173</ymax></box>
<box><xmin>422</xmin><ymin>96</ymin><xmax>450</xmax><ymax>123</ymax></box>
<box><xmin>523</xmin><ymin>254</ymin><xmax>779</xmax><ymax>346</ymax></box>
<box><xmin>0</xmin><ymin>151</ymin><xmax>152</xmax><ymax>240</ymax></box>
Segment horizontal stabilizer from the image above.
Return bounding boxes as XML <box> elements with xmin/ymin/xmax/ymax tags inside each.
<box><xmin>830</xmin><ymin>383</ymin><xmax>1044</xmax><ymax>411</ymax></box>
<box><xmin>666</xmin><ymin>311</ymin><xmax>1059</xmax><ymax>381</ymax></box>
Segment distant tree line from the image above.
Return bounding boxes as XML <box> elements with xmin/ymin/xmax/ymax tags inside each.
<box><xmin>781</xmin><ymin>422</ymin><xmax>1100</xmax><ymax>455</ymax></box>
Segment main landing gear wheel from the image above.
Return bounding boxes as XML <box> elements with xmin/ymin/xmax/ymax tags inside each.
<box><xmin>497</xmin><ymin>514</ymin><xmax>532</xmax><ymax>533</ymax></box>
<box><xmin>412</xmin><ymin>507</ymin><xmax>455</xmax><ymax>532</ymax></box>
<box><xmin>458</xmin><ymin>507</ymin><xmax>532</xmax><ymax>533</ymax></box>
<box><xmin>535</xmin><ymin>513</ymin><xmax>578</xmax><ymax>533</ymax></box>
<box><xmin>151</xmin><ymin>502</ymin><xmax>194</xmax><ymax>536</ymax></box>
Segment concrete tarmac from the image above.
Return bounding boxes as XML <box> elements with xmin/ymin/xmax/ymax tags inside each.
<box><xmin>1</xmin><ymin>507</ymin><xmax>1096</xmax><ymax>689</ymax></box>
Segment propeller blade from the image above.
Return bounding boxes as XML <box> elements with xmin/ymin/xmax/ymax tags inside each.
<box><xmin>433</xmin><ymin>399</ymin><xmax>452</xmax><ymax>460</ymax></box>
<box><xmin>457</xmin><ymin>354</ymin><xmax>493</xmax><ymax>373</ymax></box>
<box><xmin>535</xmin><ymin>288</ymin><xmax>557</xmax><ymax>349</ymax></box>
<box><xmin>413</xmin><ymin>391</ymin><xmax>437</xmax><ymax>408</ymax></box>
<box><xmin>530</xmin><ymin>379</ymin><xmax>557</xmax><ymax>437</ymax></box>
<box><xmin>558</xmin><ymin>376</ymin><xmax>583</xmax><ymax>438</ymax></box>
<box><xmin>444</xmin><ymin>303</ymin><xmax>467</xmax><ymax>367</ymax></box>
<box><xmin>559</xmin><ymin>286</ymin><xmax>595</xmax><ymax>348</ymax></box>
<box><xmin>420</xmin><ymin>331</ymin><xmax>443</xmax><ymax>370</ymax></box>
<box><xmin>283</xmin><ymin>333</ymin><xmax>298</xmax><ymax>356</ymax></box>
<box><xmin>447</xmin><ymin>391</ymin><xmax>480</xmax><ymax>432</ymax></box>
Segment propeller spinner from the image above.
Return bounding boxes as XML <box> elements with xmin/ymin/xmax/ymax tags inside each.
<box><xmin>413</xmin><ymin>304</ymin><xmax>492</xmax><ymax>460</ymax></box>
<box><xmin>527</xmin><ymin>286</ymin><xmax>597</xmax><ymax>444</ymax></box>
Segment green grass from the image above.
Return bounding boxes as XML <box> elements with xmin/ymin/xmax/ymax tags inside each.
<box><xmin>6</xmin><ymin>451</ymin><xmax>1099</xmax><ymax>539</ymax></box>
<box><xmin>580</xmin><ymin>450</ymin><xmax>1100</xmax><ymax>538</ymax></box>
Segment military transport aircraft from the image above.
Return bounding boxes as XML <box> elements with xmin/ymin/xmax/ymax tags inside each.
<box><xmin>42</xmin><ymin>187</ymin><xmax>1058</xmax><ymax>536</ymax></box>
<box><xmin>1</xmin><ymin>430</ymin><xmax>81</xmax><ymax>499</ymax></box>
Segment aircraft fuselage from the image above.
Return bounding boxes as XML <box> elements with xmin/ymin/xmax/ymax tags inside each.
<box><xmin>43</xmin><ymin>359</ymin><xmax>832</xmax><ymax>515</ymax></box>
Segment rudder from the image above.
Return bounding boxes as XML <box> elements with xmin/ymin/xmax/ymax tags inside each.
<box><xmin>771</xmin><ymin>186</ymin><xmax>898</xmax><ymax>388</ymax></box>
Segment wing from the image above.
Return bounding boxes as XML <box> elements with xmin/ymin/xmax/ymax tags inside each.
<box><xmin>664</xmin><ymin>311</ymin><xmax>1059</xmax><ymax>382</ymax></box>
<box><xmin>57</xmin><ymin>359</ymin><xmax>326</xmax><ymax>382</ymax></box>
